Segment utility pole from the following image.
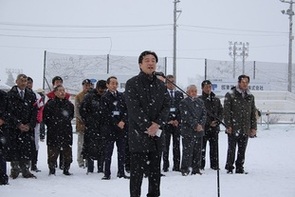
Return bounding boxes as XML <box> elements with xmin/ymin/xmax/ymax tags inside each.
<box><xmin>229</xmin><ymin>41</ymin><xmax>249</xmax><ymax>78</ymax></box>
<box><xmin>241</xmin><ymin>42</ymin><xmax>249</xmax><ymax>74</ymax></box>
<box><xmin>173</xmin><ymin>0</ymin><xmax>181</xmax><ymax>82</ymax></box>
<box><xmin>280</xmin><ymin>0</ymin><xmax>294</xmax><ymax>92</ymax></box>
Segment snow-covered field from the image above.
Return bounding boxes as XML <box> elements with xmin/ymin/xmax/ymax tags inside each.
<box><xmin>1</xmin><ymin>124</ymin><xmax>295</xmax><ymax>197</ymax></box>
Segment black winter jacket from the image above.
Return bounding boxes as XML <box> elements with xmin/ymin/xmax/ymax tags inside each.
<box><xmin>43</xmin><ymin>97</ymin><xmax>74</xmax><ymax>147</ymax></box>
<box><xmin>0</xmin><ymin>90</ymin><xmax>9</xmax><ymax>156</ymax></box>
<box><xmin>80</xmin><ymin>89</ymin><xmax>105</xmax><ymax>159</ymax></box>
<box><xmin>199</xmin><ymin>91</ymin><xmax>223</xmax><ymax>134</ymax></box>
<box><xmin>6</xmin><ymin>86</ymin><xmax>37</xmax><ymax>161</ymax></box>
<box><xmin>125</xmin><ymin>72</ymin><xmax>170</xmax><ymax>153</ymax></box>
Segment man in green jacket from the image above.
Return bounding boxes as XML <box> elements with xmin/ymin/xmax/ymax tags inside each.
<box><xmin>224</xmin><ymin>74</ymin><xmax>257</xmax><ymax>174</ymax></box>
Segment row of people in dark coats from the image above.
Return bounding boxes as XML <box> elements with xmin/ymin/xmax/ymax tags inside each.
<box><xmin>0</xmin><ymin>75</ymin><xmax>75</xmax><ymax>184</ymax></box>
<box><xmin>79</xmin><ymin>77</ymin><xmax>130</xmax><ymax>180</ymax></box>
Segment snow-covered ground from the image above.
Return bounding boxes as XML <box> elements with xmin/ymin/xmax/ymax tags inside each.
<box><xmin>1</xmin><ymin>124</ymin><xmax>295</xmax><ymax>197</ymax></box>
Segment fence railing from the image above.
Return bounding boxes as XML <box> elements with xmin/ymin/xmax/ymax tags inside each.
<box><xmin>260</xmin><ymin>111</ymin><xmax>295</xmax><ymax>129</ymax></box>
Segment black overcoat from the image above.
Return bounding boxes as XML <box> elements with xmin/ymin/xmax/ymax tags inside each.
<box><xmin>43</xmin><ymin>97</ymin><xmax>74</xmax><ymax>148</ymax></box>
<box><xmin>6</xmin><ymin>86</ymin><xmax>37</xmax><ymax>161</ymax></box>
<box><xmin>80</xmin><ymin>89</ymin><xmax>104</xmax><ymax>160</ymax></box>
<box><xmin>0</xmin><ymin>90</ymin><xmax>9</xmax><ymax>157</ymax></box>
<box><xmin>125</xmin><ymin>72</ymin><xmax>170</xmax><ymax>153</ymax></box>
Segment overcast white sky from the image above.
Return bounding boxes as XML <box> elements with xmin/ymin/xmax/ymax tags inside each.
<box><xmin>0</xmin><ymin>0</ymin><xmax>291</xmax><ymax>88</ymax></box>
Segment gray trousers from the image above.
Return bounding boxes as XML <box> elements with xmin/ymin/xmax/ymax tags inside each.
<box><xmin>181</xmin><ymin>135</ymin><xmax>203</xmax><ymax>173</ymax></box>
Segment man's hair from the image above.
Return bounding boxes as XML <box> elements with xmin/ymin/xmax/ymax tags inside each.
<box><xmin>52</xmin><ymin>76</ymin><xmax>63</xmax><ymax>85</ymax></box>
<box><xmin>165</xmin><ymin>75</ymin><xmax>175</xmax><ymax>84</ymax></box>
<box><xmin>106</xmin><ymin>76</ymin><xmax>117</xmax><ymax>84</ymax></box>
<box><xmin>186</xmin><ymin>84</ymin><xmax>197</xmax><ymax>92</ymax></box>
<box><xmin>27</xmin><ymin>77</ymin><xmax>33</xmax><ymax>82</ymax></box>
<box><xmin>138</xmin><ymin>51</ymin><xmax>158</xmax><ymax>64</ymax></box>
<box><xmin>238</xmin><ymin>75</ymin><xmax>250</xmax><ymax>83</ymax></box>
<box><xmin>166</xmin><ymin>75</ymin><xmax>174</xmax><ymax>79</ymax></box>
<box><xmin>16</xmin><ymin>74</ymin><xmax>27</xmax><ymax>80</ymax></box>
<box><xmin>201</xmin><ymin>80</ymin><xmax>212</xmax><ymax>88</ymax></box>
<box><xmin>53</xmin><ymin>85</ymin><xmax>63</xmax><ymax>92</ymax></box>
<box><xmin>96</xmin><ymin>80</ymin><xmax>107</xmax><ymax>89</ymax></box>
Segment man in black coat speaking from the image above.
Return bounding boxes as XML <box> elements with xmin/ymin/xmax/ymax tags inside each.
<box><xmin>125</xmin><ymin>51</ymin><xmax>170</xmax><ymax>197</ymax></box>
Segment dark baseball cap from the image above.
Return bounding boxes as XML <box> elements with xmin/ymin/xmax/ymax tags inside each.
<box><xmin>82</xmin><ymin>79</ymin><xmax>91</xmax><ymax>85</ymax></box>
<box><xmin>52</xmin><ymin>76</ymin><xmax>63</xmax><ymax>85</ymax></box>
<box><xmin>201</xmin><ymin>80</ymin><xmax>212</xmax><ymax>88</ymax></box>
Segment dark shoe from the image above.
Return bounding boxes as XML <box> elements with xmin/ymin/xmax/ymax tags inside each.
<box><xmin>31</xmin><ymin>165</ymin><xmax>41</xmax><ymax>172</ymax></box>
<box><xmin>227</xmin><ymin>169</ymin><xmax>233</xmax><ymax>174</ymax></box>
<box><xmin>23</xmin><ymin>172</ymin><xmax>37</xmax><ymax>179</ymax></box>
<box><xmin>191</xmin><ymin>170</ymin><xmax>202</xmax><ymax>175</ymax></box>
<box><xmin>78</xmin><ymin>164</ymin><xmax>85</xmax><ymax>168</ymax></box>
<box><xmin>0</xmin><ymin>175</ymin><xmax>9</xmax><ymax>185</ymax></box>
<box><xmin>181</xmin><ymin>170</ymin><xmax>190</xmax><ymax>176</ymax></box>
<box><xmin>172</xmin><ymin>167</ymin><xmax>180</xmax><ymax>172</ymax></box>
<box><xmin>163</xmin><ymin>168</ymin><xmax>168</xmax><ymax>172</ymax></box>
<box><xmin>63</xmin><ymin>169</ymin><xmax>72</xmax><ymax>176</ymax></box>
<box><xmin>49</xmin><ymin>168</ymin><xmax>56</xmax><ymax>175</ymax></box>
<box><xmin>235</xmin><ymin>169</ymin><xmax>246</xmax><ymax>174</ymax></box>
<box><xmin>97</xmin><ymin>169</ymin><xmax>104</xmax><ymax>173</ymax></box>
<box><xmin>211</xmin><ymin>166</ymin><xmax>219</xmax><ymax>170</ymax></box>
<box><xmin>101</xmin><ymin>176</ymin><xmax>111</xmax><ymax>180</ymax></box>
<box><xmin>0</xmin><ymin>181</ymin><xmax>9</xmax><ymax>185</ymax></box>
<box><xmin>117</xmin><ymin>174</ymin><xmax>130</xmax><ymax>179</ymax></box>
<box><xmin>10</xmin><ymin>173</ymin><xmax>19</xmax><ymax>179</ymax></box>
<box><xmin>160</xmin><ymin>173</ymin><xmax>166</xmax><ymax>177</ymax></box>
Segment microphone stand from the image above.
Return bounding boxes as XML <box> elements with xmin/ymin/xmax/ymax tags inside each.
<box><xmin>160</xmin><ymin>73</ymin><xmax>223</xmax><ymax>197</ymax></box>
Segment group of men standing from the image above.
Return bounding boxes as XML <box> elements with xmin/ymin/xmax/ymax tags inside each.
<box><xmin>0</xmin><ymin>50</ymin><xmax>257</xmax><ymax>197</ymax></box>
<box><xmin>124</xmin><ymin>51</ymin><xmax>257</xmax><ymax>197</ymax></box>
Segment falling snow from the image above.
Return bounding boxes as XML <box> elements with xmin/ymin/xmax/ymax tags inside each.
<box><xmin>1</xmin><ymin>124</ymin><xmax>294</xmax><ymax>197</ymax></box>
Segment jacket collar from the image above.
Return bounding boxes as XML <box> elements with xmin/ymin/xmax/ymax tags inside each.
<box><xmin>139</xmin><ymin>71</ymin><xmax>157</xmax><ymax>82</ymax></box>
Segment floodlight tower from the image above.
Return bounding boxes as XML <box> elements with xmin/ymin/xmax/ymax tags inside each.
<box><xmin>280</xmin><ymin>0</ymin><xmax>294</xmax><ymax>92</ymax></box>
<box><xmin>241</xmin><ymin>42</ymin><xmax>249</xmax><ymax>74</ymax></box>
<box><xmin>229</xmin><ymin>41</ymin><xmax>249</xmax><ymax>78</ymax></box>
<box><xmin>173</xmin><ymin>0</ymin><xmax>181</xmax><ymax>82</ymax></box>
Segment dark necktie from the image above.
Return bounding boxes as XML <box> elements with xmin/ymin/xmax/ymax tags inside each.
<box><xmin>20</xmin><ymin>90</ymin><xmax>24</xmax><ymax>99</ymax></box>
<box><xmin>170</xmin><ymin>90</ymin><xmax>174</xmax><ymax>105</ymax></box>
<box><xmin>170</xmin><ymin>90</ymin><xmax>174</xmax><ymax>98</ymax></box>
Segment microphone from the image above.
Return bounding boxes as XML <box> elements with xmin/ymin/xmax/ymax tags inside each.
<box><xmin>153</xmin><ymin>71</ymin><xmax>165</xmax><ymax>77</ymax></box>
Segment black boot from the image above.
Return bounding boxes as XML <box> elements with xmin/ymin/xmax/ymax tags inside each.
<box><xmin>63</xmin><ymin>168</ymin><xmax>72</xmax><ymax>176</ymax></box>
<box><xmin>31</xmin><ymin>150</ymin><xmax>41</xmax><ymax>172</ymax></box>
<box><xmin>49</xmin><ymin>168</ymin><xmax>56</xmax><ymax>175</ymax></box>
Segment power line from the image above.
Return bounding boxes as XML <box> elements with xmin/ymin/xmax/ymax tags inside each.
<box><xmin>0</xmin><ymin>22</ymin><xmax>172</xmax><ymax>29</ymax></box>
<box><xmin>179</xmin><ymin>28</ymin><xmax>286</xmax><ymax>37</ymax></box>
<box><xmin>0</xmin><ymin>33</ymin><xmax>111</xmax><ymax>39</ymax></box>
<box><xmin>0</xmin><ymin>21</ymin><xmax>287</xmax><ymax>35</ymax></box>
<box><xmin>180</xmin><ymin>24</ymin><xmax>287</xmax><ymax>34</ymax></box>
